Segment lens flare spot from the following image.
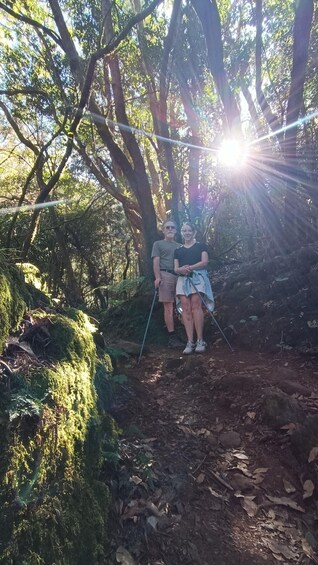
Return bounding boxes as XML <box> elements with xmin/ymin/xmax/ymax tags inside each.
<box><xmin>218</xmin><ymin>139</ymin><xmax>248</xmax><ymax>168</ymax></box>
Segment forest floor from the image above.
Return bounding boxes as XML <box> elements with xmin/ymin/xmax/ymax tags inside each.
<box><xmin>107</xmin><ymin>341</ymin><xmax>318</xmax><ymax>565</ymax></box>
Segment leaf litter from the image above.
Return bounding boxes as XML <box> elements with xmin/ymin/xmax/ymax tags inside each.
<box><xmin>105</xmin><ymin>344</ymin><xmax>318</xmax><ymax>564</ymax></box>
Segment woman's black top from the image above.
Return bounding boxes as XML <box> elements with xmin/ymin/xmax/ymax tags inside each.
<box><xmin>174</xmin><ymin>242</ymin><xmax>208</xmax><ymax>267</ymax></box>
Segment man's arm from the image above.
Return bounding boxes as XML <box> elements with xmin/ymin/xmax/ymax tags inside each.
<box><xmin>153</xmin><ymin>256</ymin><xmax>162</xmax><ymax>288</ymax></box>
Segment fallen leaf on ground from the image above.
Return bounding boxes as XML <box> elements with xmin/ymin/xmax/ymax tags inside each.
<box><xmin>147</xmin><ymin>515</ymin><xmax>158</xmax><ymax>530</ymax></box>
<box><xmin>246</xmin><ymin>411</ymin><xmax>256</xmax><ymax>419</ymax></box>
<box><xmin>302</xmin><ymin>479</ymin><xmax>314</xmax><ymax>499</ymax></box>
<box><xmin>207</xmin><ymin>486</ymin><xmax>227</xmax><ymax>500</ymax></box>
<box><xmin>272</xmin><ymin>553</ymin><xmax>284</xmax><ymax>561</ymax></box>
<box><xmin>232</xmin><ymin>452</ymin><xmax>249</xmax><ymax>460</ymax></box>
<box><xmin>308</xmin><ymin>446</ymin><xmax>318</xmax><ymax>463</ymax></box>
<box><xmin>266</xmin><ymin>495</ymin><xmax>305</xmax><ymax>513</ymax></box>
<box><xmin>253</xmin><ymin>467</ymin><xmax>269</xmax><ymax>475</ymax></box>
<box><xmin>130</xmin><ymin>475</ymin><xmax>143</xmax><ymax>485</ymax></box>
<box><xmin>196</xmin><ymin>473</ymin><xmax>205</xmax><ymax>484</ymax></box>
<box><xmin>267</xmin><ymin>540</ymin><xmax>297</xmax><ymax>560</ymax></box>
<box><xmin>240</xmin><ymin>497</ymin><xmax>258</xmax><ymax>517</ymax></box>
<box><xmin>116</xmin><ymin>546</ymin><xmax>136</xmax><ymax>565</ymax></box>
<box><xmin>283</xmin><ymin>479</ymin><xmax>296</xmax><ymax>494</ymax></box>
<box><xmin>196</xmin><ymin>428</ymin><xmax>210</xmax><ymax>436</ymax></box>
<box><xmin>146</xmin><ymin>501</ymin><xmax>164</xmax><ymax>517</ymax></box>
<box><xmin>122</xmin><ymin>501</ymin><xmax>141</xmax><ymax>521</ymax></box>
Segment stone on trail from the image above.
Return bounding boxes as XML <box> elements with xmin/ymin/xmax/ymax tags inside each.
<box><xmin>111</xmin><ymin>339</ymin><xmax>147</xmax><ymax>356</ymax></box>
<box><xmin>219</xmin><ymin>430</ymin><xmax>241</xmax><ymax>448</ymax></box>
<box><xmin>290</xmin><ymin>415</ymin><xmax>318</xmax><ymax>463</ymax></box>
<box><xmin>262</xmin><ymin>389</ymin><xmax>306</xmax><ymax>429</ymax></box>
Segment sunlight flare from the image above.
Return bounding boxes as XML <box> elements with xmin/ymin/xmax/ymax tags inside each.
<box><xmin>0</xmin><ymin>199</ymin><xmax>73</xmax><ymax>215</ymax></box>
<box><xmin>218</xmin><ymin>139</ymin><xmax>248</xmax><ymax>168</ymax></box>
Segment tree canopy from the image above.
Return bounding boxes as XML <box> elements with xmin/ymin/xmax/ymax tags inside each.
<box><xmin>0</xmin><ymin>0</ymin><xmax>317</xmax><ymax>305</ymax></box>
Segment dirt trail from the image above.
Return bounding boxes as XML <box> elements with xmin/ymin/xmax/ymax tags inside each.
<box><xmin>108</xmin><ymin>343</ymin><xmax>318</xmax><ymax>565</ymax></box>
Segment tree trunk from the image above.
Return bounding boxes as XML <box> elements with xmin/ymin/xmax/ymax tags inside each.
<box><xmin>283</xmin><ymin>0</ymin><xmax>314</xmax><ymax>242</ymax></box>
<box><xmin>48</xmin><ymin>207</ymin><xmax>83</xmax><ymax>306</ymax></box>
<box><xmin>191</xmin><ymin>0</ymin><xmax>241</xmax><ymax>134</ymax></box>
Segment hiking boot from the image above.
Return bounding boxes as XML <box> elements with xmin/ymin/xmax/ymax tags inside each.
<box><xmin>195</xmin><ymin>339</ymin><xmax>207</xmax><ymax>353</ymax></box>
<box><xmin>183</xmin><ymin>341</ymin><xmax>195</xmax><ymax>354</ymax></box>
<box><xmin>168</xmin><ymin>333</ymin><xmax>183</xmax><ymax>349</ymax></box>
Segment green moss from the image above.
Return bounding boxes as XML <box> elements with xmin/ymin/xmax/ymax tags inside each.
<box><xmin>16</xmin><ymin>263</ymin><xmax>46</xmax><ymax>292</ymax></box>
<box><xmin>0</xmin><ymin>261</ymin><xmax>30</xmax><ymax>352</ymax></box>
<box><xmin>0</xmin><ymin>308</ymin><xmax>116</xmax><ymax>564</ymax></box>
<box><xmin>45</xmin><ymin>311</ymin><xmax>96</xmax><ymax>372</ymax></box>
<box><xmin>0</xmin><ymin>272</ymin><xmax>11</xmax><ymax>350</ymax></box>
<box><xmin>1</xmin><ymin>478</ymin><xmax>110</xmax><ymax>565</ymax></box>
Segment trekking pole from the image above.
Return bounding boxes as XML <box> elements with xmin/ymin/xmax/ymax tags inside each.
<box><xmin>137</xmin><ymin>289</ymin><xmax>158</xmax><ymax>364</ymax></box>
<box><xmin>187</xmin><ymin>277</ymin><xmax>234</xmax><ymax>352</ymax></box>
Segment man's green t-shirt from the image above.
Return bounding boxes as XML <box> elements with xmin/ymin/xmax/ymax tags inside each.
<box><xmin>151</xmin><ymin>240</ymin><xmax>181</xmax><ymax>270</ymax></box>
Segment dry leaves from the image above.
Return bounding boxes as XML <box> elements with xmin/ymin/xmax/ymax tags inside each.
<box><xmin>267</xmin><ymin>540</ymin><xmax>297</xmax><ymax>561</ymax></box>
<box><xmin>308</xmin><ymin>446</ymin><xmax>318</xmax><ymax>463</ymax></box>
<box><xmin>283</xmin><ymin>479</ymin><xmax>296</xmax><ymax>494</ymax></box>
<box><xmin>240</xmin><ymin>496</ymin><xmax>258</xmax><ymax>517</ymax></box>
<box><xmin>147</xmin><ymin>515</ymin><xmax>158</xmax><ymax>530</ymax></box>
<box><xmin>196</xmin><ymin>472</ymin><xmax>205</xmax><ymax>484</ymax></box>
<box><xmin>130</xmin><ymin>475</ymin><xmax>143</xmax><ymax>485</ymax></box>
<box><xmin>302</xmin><ymin>479</ymin><xmax>314</xmax><ymax>499</ymax></box>
<box><xmin>266</xmin><ymin>495</ymin><xmax>305</xmax><ymax>513</ymax></box>
<box><xmin>146</xmin><ymin>501</ymin><xmax>164</xmax><ymax>517</ymax></box>
<box><xmin>253</xmin><ymin>467</ymin><xmax>268</xmax><ymax>485</ymax></box>
<box><xmin>232</xmin><ymin>452</ymin><xmax>249</xmax><ymax>461</ymax></box>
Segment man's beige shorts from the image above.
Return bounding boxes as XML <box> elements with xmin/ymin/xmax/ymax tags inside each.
<box><xmin>159</xmin><ymin>271</ymin><xmax>177</xmax><ymax>302</ymax></box>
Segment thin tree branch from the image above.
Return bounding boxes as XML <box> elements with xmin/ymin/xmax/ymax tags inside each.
<box><xmin>0</xmin><ymin>101</ymin><xmax>39</xmax><ymax>155</ymax></box>
<box><xmin>0</xmin><ymin>88</ymin><xmax>50</xmax><ymax>98</ymax></box>
<box><xmin>0</xmin><ymin>1</ymin><xmax>63</xmax><ymax>47</ymax></box>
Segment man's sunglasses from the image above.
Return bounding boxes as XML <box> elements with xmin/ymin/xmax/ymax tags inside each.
<box><xmin>165</xmin><ymin>225</ymin><xmax>176</xmax><ymax>229</ymax></box>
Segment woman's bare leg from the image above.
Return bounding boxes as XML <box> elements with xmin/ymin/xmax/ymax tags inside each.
<box><xmin>179</xmin><ymin>295</ymin><xmax>194</xmax><ymax>342</ymax></box>
<box><xmin>191</xmin><ymin>294</ymin><xmax>204</xmax><ymax>341</ymax></box>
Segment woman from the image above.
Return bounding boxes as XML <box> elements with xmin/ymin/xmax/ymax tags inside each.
<box><xmin>174</xmin><ymin>222</ymin><xmax>214</xmax><ymax>354</ymax></box>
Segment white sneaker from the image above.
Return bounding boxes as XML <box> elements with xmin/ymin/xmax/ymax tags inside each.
<box><xmin>195</xmin><ymin>339</ymin><xmax>207</xmax><ymax>353</ymax></box>
<box><xmin>183</xmin><ymin>341</ymin><xmax>195</xmax><ymax>354</ymax></box>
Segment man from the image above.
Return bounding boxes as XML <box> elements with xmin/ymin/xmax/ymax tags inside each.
<box><xmin>151</xmin><ymin>219</ymin><xmax>182</xmax><ymax>348</ymax></box>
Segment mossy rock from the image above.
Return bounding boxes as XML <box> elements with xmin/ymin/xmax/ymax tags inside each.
<box><xmin>0</xmin><ymin>308</ymin><xmax>116</xmax><ymax>564</ymax></box>
<box><xmin>0</xmin><ymin>261</ymin><xmax>31</xmax><ymax>352</ymax></box>
<box><xmin>45</xmin><ymin>309</ymin><xmax>96</xmax><ymax>372</ymax></box>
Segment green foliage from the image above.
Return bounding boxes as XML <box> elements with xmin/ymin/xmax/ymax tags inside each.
<box><xmin>0</xmin><ymin>302</ymin><xmax>117</xmax><ymax>563</ymax></box>
<box><xmin>108</xmin><ymin>276</ymin><xmax>145</xmax><ymax>303</ymax></box>
<box><xmin>0</xmin><ymin>259</ymin><xmax>30</xmax><ymax>351</ymax></box>
<box><xmin>0</xmin><ymin>0</ymin><xmax>317</xmax><ymax>304</ymax></box>
<box><xmin>16</xmin><ymin>263</ymin><xmax>47</xmax><ymax>292</ymax></box>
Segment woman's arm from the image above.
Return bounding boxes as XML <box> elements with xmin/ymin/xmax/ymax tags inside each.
<box><xmin>174</xmin><ymin>258</ymin><xmax>192</xmax><ymax>276</ymax></box>
<box><xmin>188</xmin><ymin>251</ymin><xmax>208</xmax><ymax>271</ymax></box>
